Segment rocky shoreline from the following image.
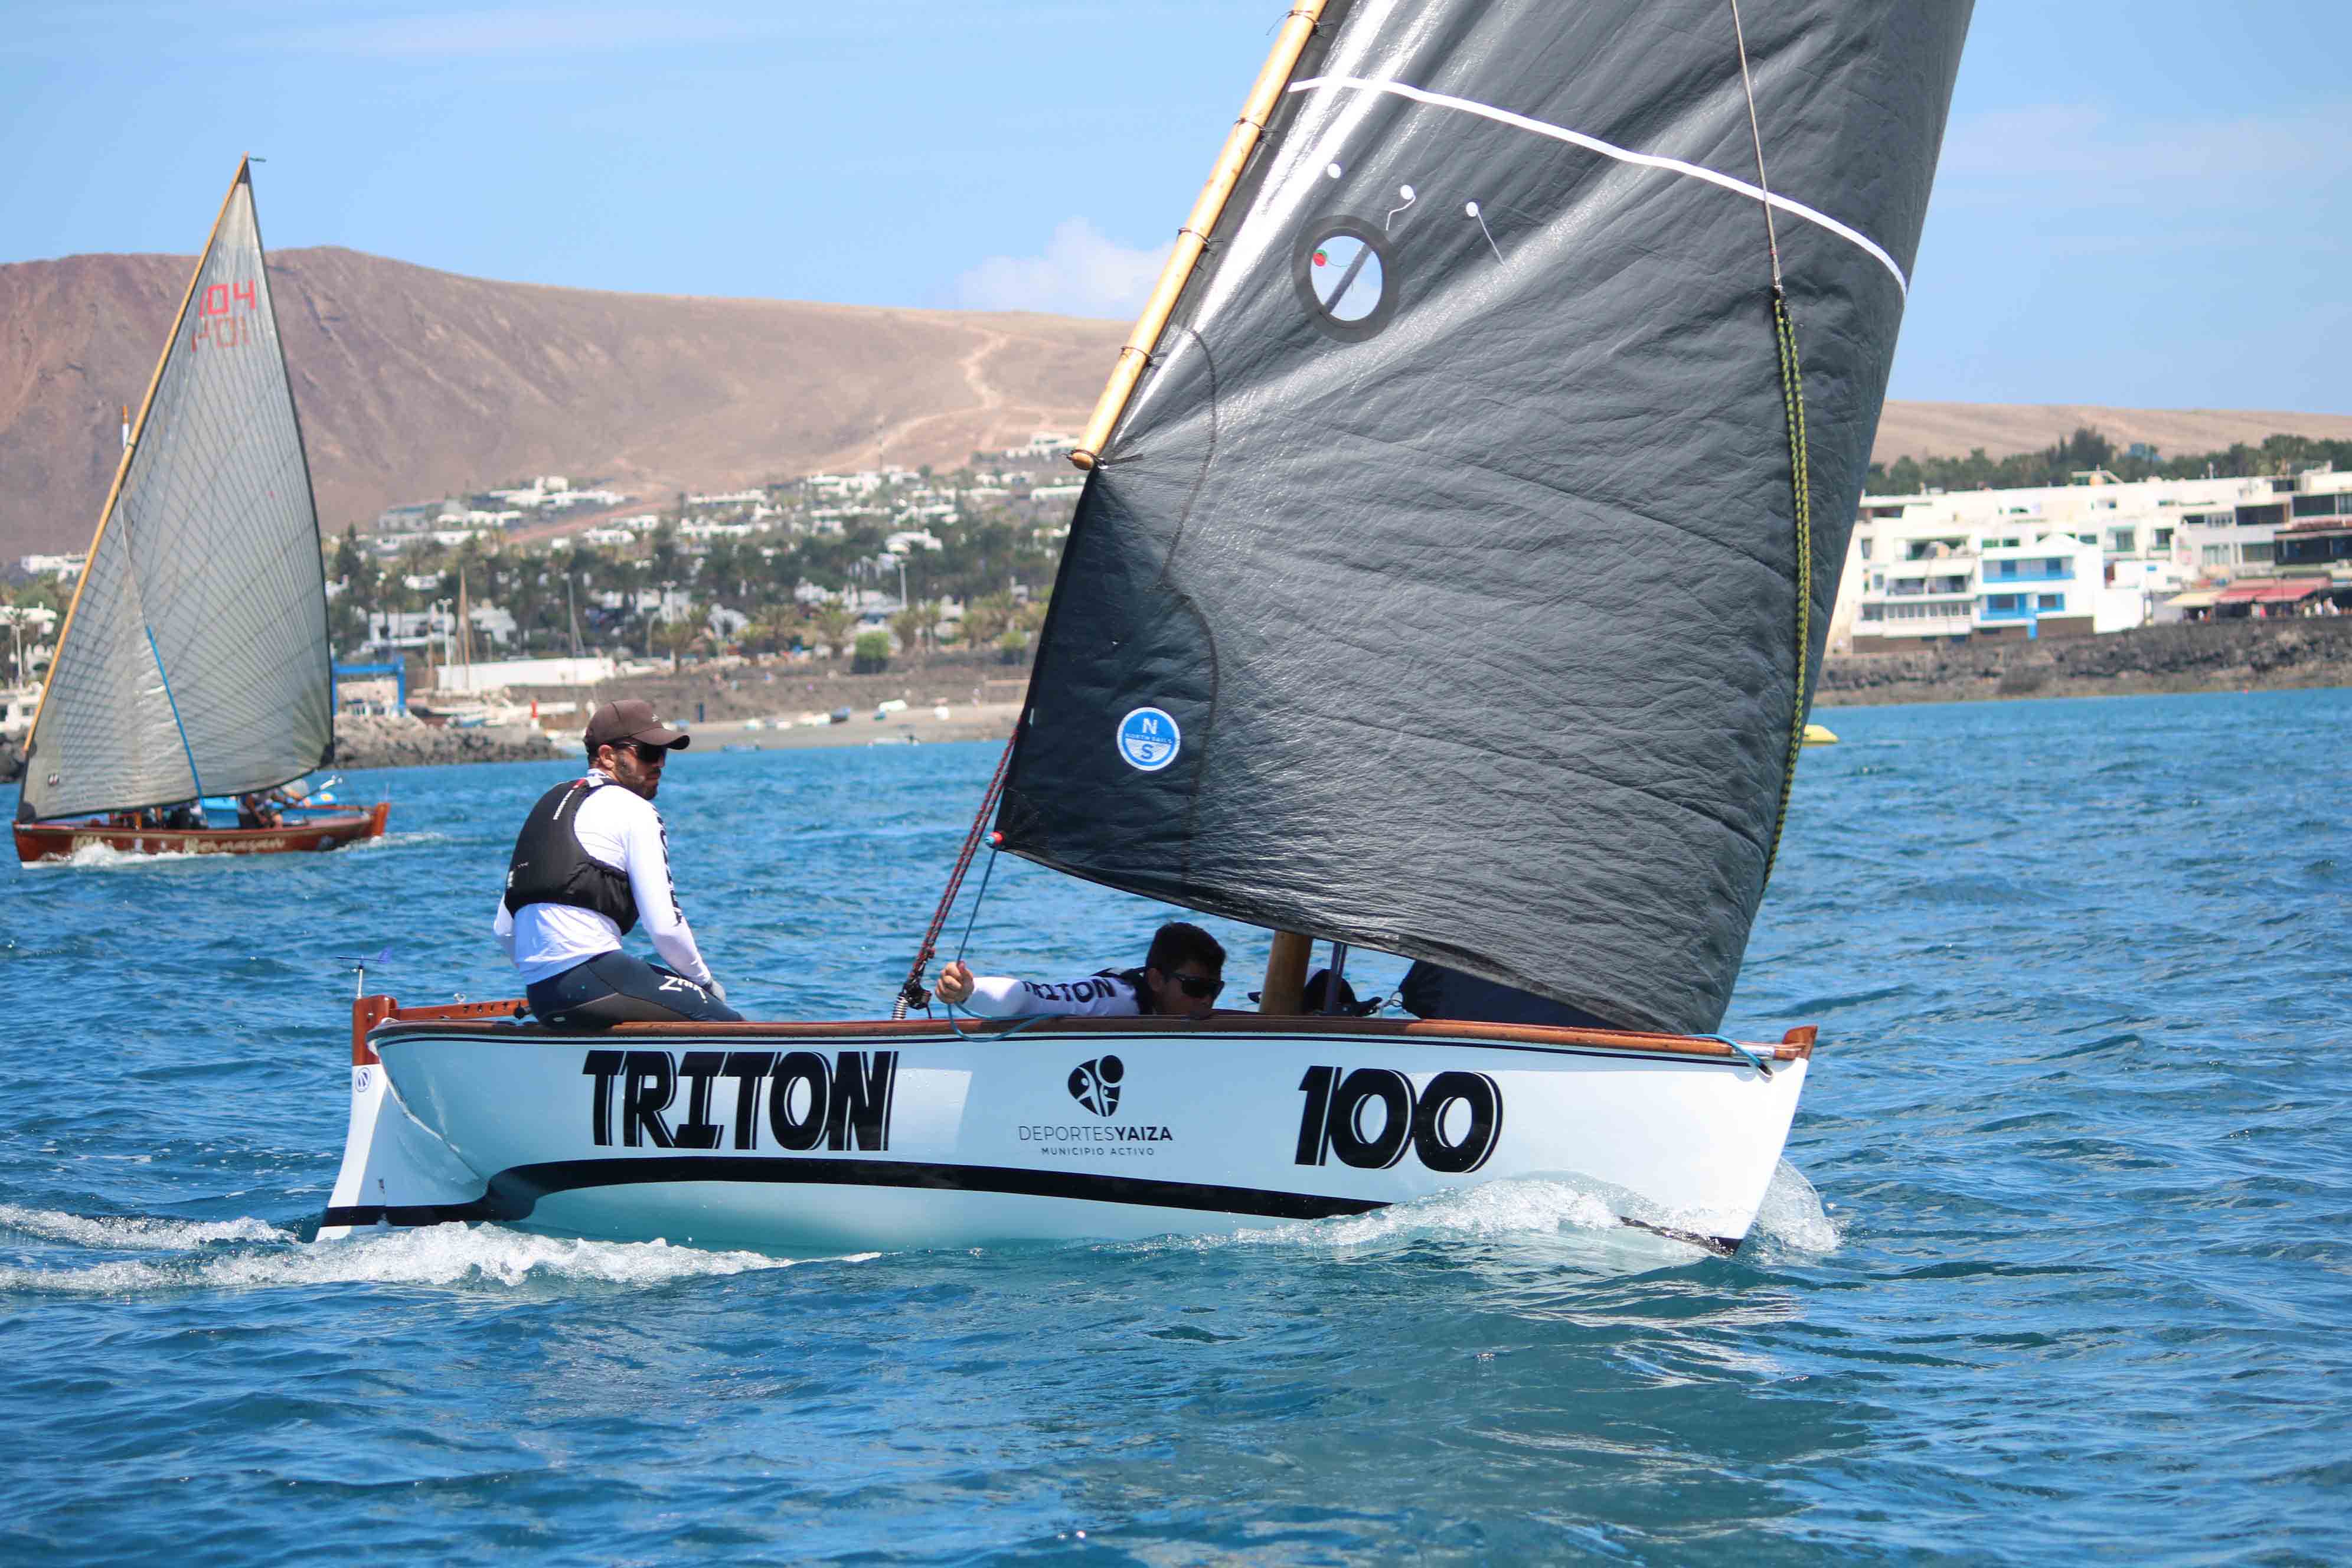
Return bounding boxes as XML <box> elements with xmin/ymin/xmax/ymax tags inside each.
<box><xmin>6</xmin><ymin>625</ymin><xmax>2343</xmax><ymax>788</ymax></box>
<box><xmin>1818</xmin><ymin>616</ymin><xmax>2352</xmax><ymax>707</ymax></box>
<box><xmin>327</xmin><ymin>714</ymin><xmax>558</xmax><ymax>770</ymax></box>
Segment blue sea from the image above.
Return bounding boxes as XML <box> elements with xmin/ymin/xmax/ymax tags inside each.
<box><xmin>4</xmin><ymin>690</ymin><xmax>2347</xmax><ymax>1564</ymax></box>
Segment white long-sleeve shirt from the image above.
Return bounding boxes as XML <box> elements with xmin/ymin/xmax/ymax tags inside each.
<box><xmin>492</xmin><ymin>770</ymin><xmax>716</xmax><ymax>988</ymax></box>
<box><xmin>957</xmin><ymin>971</ymin><xmax>1142</xmax><ymax>1019</ymax></box>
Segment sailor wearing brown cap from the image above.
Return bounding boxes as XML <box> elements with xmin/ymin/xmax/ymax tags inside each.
<box><xmin>492</xmin><ymin>698</ymin><xmax>743</xmax><ymax>1025</ymax></box>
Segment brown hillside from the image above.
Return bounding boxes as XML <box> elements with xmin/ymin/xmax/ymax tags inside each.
<box><xmin>0</xmin><ymin>247</ymin><xmax>1123</xmax><ymax>558</ymax></box>
<box><xmin>1871</xmin><ymin>402</ymin><xmax>2352</xmax><ymax>466</ymax></box>
<box><xmin>8</xmin><ymin>244</ymin><xmax>2351</xmax><ymax>560</ymax></box>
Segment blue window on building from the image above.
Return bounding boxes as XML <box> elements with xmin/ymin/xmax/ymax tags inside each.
<box><xmin>2036</xmin><ymin>593</ymin><xmax>2065</xmax><ymax>611</ymax></box>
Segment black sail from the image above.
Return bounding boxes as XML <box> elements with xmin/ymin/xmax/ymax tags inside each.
<box><xmin>997</xmin><ymin>0</ymin><xmax>1971</xmax><ymax>1034</ymax></box>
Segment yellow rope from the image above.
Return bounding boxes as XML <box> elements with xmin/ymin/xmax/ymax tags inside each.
<box><xmin>1763</xmin><ymin>287</ymin><xmax>1811</xmax><ymax>887</ymax></box>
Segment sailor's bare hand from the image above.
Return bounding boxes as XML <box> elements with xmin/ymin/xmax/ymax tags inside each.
<box><xmin>936</xmin><ymin>960</ymin><xmax>975</xmax><ymax>1005</ymax></box>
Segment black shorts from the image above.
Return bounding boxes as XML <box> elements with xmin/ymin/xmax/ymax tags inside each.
<box><xmin>525</xmin><ymin>950</ymin><xmax>744</xmax><ymax>1028</ymax></box>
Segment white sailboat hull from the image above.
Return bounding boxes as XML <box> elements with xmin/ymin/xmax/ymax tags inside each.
<box><xmin>322</xmin><ymin>1003</ymin><xmax>1814</xmax><ymax>1253</ymax></box>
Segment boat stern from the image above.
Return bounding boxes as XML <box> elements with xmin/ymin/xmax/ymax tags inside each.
<box><xmin>316</xmin><ymin>995</ymin><xmax>498</xmax><ymax>1239</ymax></box>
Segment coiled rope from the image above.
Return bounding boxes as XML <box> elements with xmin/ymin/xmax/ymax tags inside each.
<box><xmin>891</xmin><ymin>731</ymin><xmax>1020</xmax><ymax>1018</ymax></box>
<box><xmin>1731</xmin><ymin>0</ymin><xmax>1814</xmax><ymax>888</ymax></box>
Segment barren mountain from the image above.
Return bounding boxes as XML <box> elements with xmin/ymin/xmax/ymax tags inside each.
<box><xmin>1871</xmin><ymin>402</ymin><xmax>2352</xmax><ymax>468</ymax></box>
<box><xmin>0</xmin><ymin>247</ymin><xmax>1124</xmax><ymax>558</ymax></box>
<box><xmin>6</xmin><ymin>244</ymin><xmax>2350</xmax><ymax>561</ymax></box>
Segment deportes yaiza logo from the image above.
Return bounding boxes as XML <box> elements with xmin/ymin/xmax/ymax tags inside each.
<box><xmin>1068</xmin><ymin>1055</ymin><xmax>1123</xmax><ymax>1117</ymax></box>
<box><xmin>1116</xmin><ymin>707</ymin><xmax>1180</xmax><ymax>772</ymax></box>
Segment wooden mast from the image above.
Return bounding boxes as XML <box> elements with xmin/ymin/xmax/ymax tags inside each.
<box><xmin>21</xmin><ymin>158</ymin><xmax>253</xmax><ymax>761</ymax></box>
<box><xmin>1260</xmin><ymin>930</ymin><xmax>1314</xmax><ymax>1016</ymax></box>
<box><xmin>1069</xmin><ymin>2</ymin><xmax>1328</xmax><ymax>471</ymax></box>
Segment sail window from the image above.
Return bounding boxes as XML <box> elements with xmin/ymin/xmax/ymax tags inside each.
<box><xmin>1292</xmin><ymin>220</ymin><xmax>1397</xmax><ymax>341</ymax></box>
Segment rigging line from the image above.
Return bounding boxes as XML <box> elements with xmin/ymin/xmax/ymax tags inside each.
<box><xmin>1740</xmin><ymin>0</ymin><xmax>1815</xmax><ymax>891</ymax></box>
<box><xmin>953</xmin><ymin>845</ymin><xmax>1001</xmax><ymax>965</ymax></box>
<box><xmin>892</xmin><ymin>730</ymin><xmax>1020</xmax><ymax>1018</ymax></box>
<box><xmin>1697</xmin><ymin>1034</ymin><xmax>1775</xmax><ymax>1078</ymax></box>
<box><xmin>1727</xmin><ymin>0</ymin><xmax>1783</xmax><ymax>291</ymax></box>
<box><xmin>1285</xmin><ymin>76</ymin><xmax>1907</xmax><ymax>296</ymax></box>
<box><xmin>943</xmin><ymin>1004</ymin><xmax>1052</xmax><ymax>1044</ymax></box>
<box><xmin>146</xmin><ymin>625</ymin><xmax>205</xmax><ymax>799</ymax></box>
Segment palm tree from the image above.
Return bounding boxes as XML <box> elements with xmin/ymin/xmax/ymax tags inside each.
<box><xmin>891</xmin><ymin>604</ymin><xmax>929</xmax><ymax>663</ymax></box>
<box><xmin>964</xmin><ymin>590</ymin><xmax>1018</xmax><ymax>649</ymax></box>
<box><xmin>811</xmin><ymin>603</ymin><xmax>857</xmax><ymax>659</ymax></box>
<box><xmin>653</xmin><ymin>616</ymin><xmax>697</xmax><ymax>672</ymax></box>
<box><xmin>753</xmin><ymin>603</ymin><xmax>803</xmax><ymax>658</ymax></box>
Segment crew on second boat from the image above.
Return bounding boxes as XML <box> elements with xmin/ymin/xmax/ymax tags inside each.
<box><xmin>494</xmin><ymin>698</ymin><xmax>741</xmax><ymax>1026</ymax></box>
<box><xmin>932</xmin><ymin>921</ymin><xmax>1227</xmax><ymax>1020</ymax></box>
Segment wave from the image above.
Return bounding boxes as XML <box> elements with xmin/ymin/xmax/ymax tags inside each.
<box><xmin>347</xmin><ymin>831</ymin><xmax>449</xmax><ymax>852</ymax></box>
<box><xmin>0</xmin><ymin>1204</ymin><xmax>285</xmax><ymax>1250</ymax></box>
<box><xmin>1742</xmin><ymin>1161</ymin><xmax>1843</xmax><ymax>1258</ymax></box>
<box><xmin>20</xmin><ymin>843</ymin><xmax>205</xmax><ymax>871</ymax></box>
<box><xmin>1123</xmin><ymin>1160</ymin><xmax>1839</xmax><ymax>1268</ymax></box>
<box><xmin>0</xmin><ymin>1211</ymin><xmax>861</xmax><ymax>1296</ymax></box>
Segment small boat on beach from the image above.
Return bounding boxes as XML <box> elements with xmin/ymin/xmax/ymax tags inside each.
<box><xmin>322</xmin><ymin>0</ymin><xmax>1965</xmax><ymax>1253</ymax></box>
<box><xmin>11</xmin><ymin>158</ymin><xmax>387</xmax><ymax>864</ymax></box>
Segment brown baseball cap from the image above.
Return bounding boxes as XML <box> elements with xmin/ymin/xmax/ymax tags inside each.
<box><xmin>584</xmin><ymin>698</ymin><xmax>691</xmax><ymax>752</ymax></box>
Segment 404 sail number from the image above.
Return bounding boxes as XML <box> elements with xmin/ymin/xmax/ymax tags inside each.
<box><xmin>192</xmin><ymin>278</ymin><xmax>259</xmax><ymax>349</ymax></box>
<box><xmin>1293</xmin><ymin>1066</ymin><xmax>1502</xmax><ymax>1174</ymax></box>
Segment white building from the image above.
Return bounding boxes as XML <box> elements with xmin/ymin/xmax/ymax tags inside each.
<box><xmin>1838</xmin><ymin>466</ymin><xmax>2352</xmax><ymax>648</ymax></box>
<box><xmin>17</xmin><ymin>553</ymin><xmax>86</xmax><ymax>580</ymax></box>
<box><xmin>432</xmin><ymin>654</ymin><xmax>618</xmax><ymax>694</ymax></box>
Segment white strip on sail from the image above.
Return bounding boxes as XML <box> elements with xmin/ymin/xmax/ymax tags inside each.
<box><xmin>22</xmin><ymin>169</ymin><xmax>331</xmax><ymax>821</ymax></box>
<box><xmin>1286</xmin><ymin>76</ymin><xmax>1910</xmax><ymax>295</ymax></box>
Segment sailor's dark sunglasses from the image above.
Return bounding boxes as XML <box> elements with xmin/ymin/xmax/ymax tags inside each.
<box><xmin>626</xmin><ymin>741</ymin><xmax>671</xmax><ymax>763</ymax></box>
<box><xmin>1171</xmin><ymin>973</ymin><xmax>1224</xmax><ymax>999</ymax></box>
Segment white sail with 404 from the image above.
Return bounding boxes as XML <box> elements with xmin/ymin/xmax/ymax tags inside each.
<box><xmin>19</xmin><ymin>158</ymin><xmax>332</xmax><ymax>824</ymax></box>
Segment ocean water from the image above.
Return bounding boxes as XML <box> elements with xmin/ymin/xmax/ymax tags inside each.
<box><xmin>3</xmin><ymin>690</ymin><xmax>2346</xmax><ymax>1564</ymax></box>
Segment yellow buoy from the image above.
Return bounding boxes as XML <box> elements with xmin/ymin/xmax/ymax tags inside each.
<box><xmin>1802</xmin><ymin>721</ymin><xmax>1838</xmax><ymax>746</ymax></box>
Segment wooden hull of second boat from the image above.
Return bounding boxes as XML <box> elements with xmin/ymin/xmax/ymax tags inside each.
<box><xmin>14</xmin><ymin>802</ymin><xmax>390</xmax><ymax>864</ymax></box>
<box><xmin>322</xmin><ymin>1004</ymin><xmax>1815</xmax><ymax>1254</ymax></box>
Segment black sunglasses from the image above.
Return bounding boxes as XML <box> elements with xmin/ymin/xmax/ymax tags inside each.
<box><xmin>1170</xmin><ymin>973</ymin><xmax>1224</xmax><ymax>999</ymax></box>
<box><xmin>626</xmin><ymin>741</ymin><xmax>672</xmax><ymax>763</ymax></box>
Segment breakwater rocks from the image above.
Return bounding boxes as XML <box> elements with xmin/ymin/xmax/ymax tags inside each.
<box><xmin>0</xmin><ymin>735</ymin><xmax>21</xmax><ymax>785</ymax></box>
<box><xmin>1820</xmin><ymin>616</ymin><xmax>2352</xmax><ymax>707</ymax></box>
<box><xmin>329</xmin><ymin>715</ymin><xmax>557</xmax><ymax>770</ymax></box>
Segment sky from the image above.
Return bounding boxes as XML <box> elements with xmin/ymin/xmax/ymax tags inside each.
<box><xmin>2</xmin><ymin>1</ymin><xmax>2346</xmax><ymax>413</ymax></box>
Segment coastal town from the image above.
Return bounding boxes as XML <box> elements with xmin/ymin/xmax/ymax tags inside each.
<box><xmin>10</xmin><ymin>426</ymin><xmax>2352</xmax><ymax>760</ymax></box>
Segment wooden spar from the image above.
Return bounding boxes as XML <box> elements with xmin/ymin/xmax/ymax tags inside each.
<box><xmin>1260</xmin><ymin>929</ymin><xmax>1314</xmax><ymax>1015</ymax></box>
<box><xmin>21</xmin><ymin>156</ymin><xmax>252</xmax><ymax>760</ymax></box>
<box><xmin>1069</xmin><ymin>2</ymin><xmax>1329</xmax><ymax>471</ymax></box>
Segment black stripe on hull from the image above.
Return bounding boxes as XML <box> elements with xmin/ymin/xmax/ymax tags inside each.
<box><xmin>318</xmin><ymin>1157</ymin><xmax>1743</xmax><ymax>1256</ymax></box>
<box><xmin>321</xmin><ymin>1155</ymin><xmax>1385</xmax><ymax>1232</ymax></box>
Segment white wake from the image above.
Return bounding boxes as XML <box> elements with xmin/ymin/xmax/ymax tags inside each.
<box><xmin>0</xmin><ymin>1206</ymin><xmax>857</xmax><ymax>1295</ymax></box>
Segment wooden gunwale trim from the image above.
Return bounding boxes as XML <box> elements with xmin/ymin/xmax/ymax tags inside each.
<box><xmin>17</xmin><ymin>806</ymin><xmax>384</xmax><ymax>840</ymax></box>
<box><xmin>23</xmin><ymin>158</ymin><xmax>250</xmax><ymax>757</ymax></box>
<box><xmin>1069</xmin><ymin>2</ymin><xmax>1328</xmax><ymax>469</ymax></box>
<box><xmin>371</xmin><ymin>998</ymin><xmax>1816</xmax><ymax>1064</ymax></box>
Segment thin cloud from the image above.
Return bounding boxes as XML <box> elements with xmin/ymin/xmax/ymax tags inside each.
<box><xmin>953</xmin><ymin>218</ymin><xmax>1167</xmax><ymax>318</ymax></box>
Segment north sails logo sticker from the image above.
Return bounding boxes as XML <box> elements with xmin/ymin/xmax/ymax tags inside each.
<box><xmin>1116</xmin><ymin>707</ymin><xmax>1180</xmax><ymax>771</ymax></box>
<box><xmin>1068</xmin><ymin>1055</ymin><xmax>1123</xmax><ymax>1117</ymax></box>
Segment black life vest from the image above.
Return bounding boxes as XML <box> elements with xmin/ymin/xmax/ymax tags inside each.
<box><xmin>1100</xmin><ymin>967</ymin><xmax>1150</xmax><ymax>1013</ymax></box>
<box><xmin>504</xmin><ymin>778</ymin><xmax>638</xmax><ymax>933</ymax></box>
